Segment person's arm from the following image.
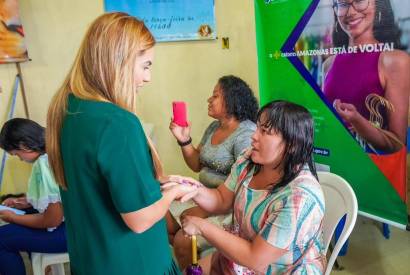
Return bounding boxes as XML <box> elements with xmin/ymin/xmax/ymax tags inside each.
<box><xmin>178</xmin><ymin>152</ymin><xmax>242</xmax><ymax>214</ymax></box>
<box><xmin>335</xmin><ymin>51</ymin><xmax>410</xmax><ymax>152</ymax></box>
<box><xmin>164</xmin><ymin>175</ymin><xmax>235</xmax><ymax>215</ymax></box>
<box><xmin>2</xmin><ymin>154</ymin><xmax>65</xmax><ymax>228</ymax></box>
<box><xmin>183</xmin><ymin>216</ymin><xmax>286</xmax><ymax>273</ymax></box>
<box><xmin>380</xmin><ymin>50</ymin><xmax>410</xmax><ymax>147</ymax></box>
<box><xmin>192</xmin><ymin>184</ymin><xmax>234</xmax><ymax>215</ymax></box>
<box><xmin>121</xmin><ymin>183</ymin><xmax>196</xmax><ymax>233</ymax></box>
<box><xmin>169</xmin><ymin>121</ymin><xmax>202</xmax><ymax>172</ymax></box>
<box><xmin>0</xmin><ymin>202</ymin><xmax>63</xmax><ymax>228</ymax></box>
<box><xmin>180</xmin><ymin>143</ymin><xmax>202</xmax><ymax>172</ymax></box>
<box><xmin>334</xmin><ymin>101</ymin><xmax>402</xmax><ymax>152</ymax></box>
<box><xmin>183</xmin><ymin>186</ymin><xmax>323</xmax><ymax>273</ymax></box>
<box><xmin>99</xmin><ymin>116</ymin><xmax>200</xmax><ymax>234</ymax></box>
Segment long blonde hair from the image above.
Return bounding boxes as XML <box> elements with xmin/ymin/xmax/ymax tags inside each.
<box><xmin>46</xmin><ymin>12</ymin><xmax>163</xmax><ymax>189</ymax></box>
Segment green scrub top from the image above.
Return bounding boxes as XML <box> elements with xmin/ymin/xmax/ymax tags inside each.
<box><xmin>60</xmin><ymin>94</ymin><xmax>180</xmax><ymax>275</ymax></box>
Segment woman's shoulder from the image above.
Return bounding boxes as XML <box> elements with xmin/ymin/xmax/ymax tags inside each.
<box><xmin>288</xmin><ymin>170</ymin><xmax>324</xmax><ymax>205</ymax></box>
<box><xmin>380</xmin><ymin>49</ymin><xmax>410</xmax><ymax>71</ymax></box>
<box><xmin>69</xmin><ymin>94</ymin><xmax>141</xmax><ymax>125</ymax></box>
<box><xmin>93</xmin><ymin>103</ymin><xmax>143</xmax><ymax>132</ymax></box>
<box><xmin>28</xmin><ymin>154</ymin><xmax>60</xmax><ymax>199</ymax></box>
<box><xmin>33</xmin><ymin>154</ymin><xmax>50</xmax><ymax>170</ymax></box>
<box><xmin>238</xmin><ymin>120</ymin><xmax>256</xmax><ymax>131</ymax></box>
<box><xmin>292</xmin><ymin>170</ymin><xmax>321</xmax><ymax>189</ymax></box>
<box><xmin>208</xmin><ymin>120</ymin><xmax>220</xmax><ymax>130</ymax></box>
<box><xmin>37</xmin><ymin>153</ymin><xmax>49</xmax><ymax>163</ymax></box>
<box><xmin>379</xmin><ymin>50</ymin><xmax>410</xmax><ymax>89</ymax></box>
<box><xmin>102</xmin><ymin>115</ymin><xmax>145</xmax><ymax>145</ymax></box>
<box><xmin>234</xmin><ymin>120</ymin><xmax>256</xmax><ymax>139</ymax></box>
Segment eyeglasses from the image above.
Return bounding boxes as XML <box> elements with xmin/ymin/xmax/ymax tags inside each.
<box><xmin>333</xmin><ymin>0</ymin><xmax>370</xmax><ymax>17</ymax></box>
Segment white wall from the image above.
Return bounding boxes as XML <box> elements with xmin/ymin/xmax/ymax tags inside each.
<box><xmin>0</xmin><ymin>0</ymin><xmax>259</xmax><ymax>194</ymax></box>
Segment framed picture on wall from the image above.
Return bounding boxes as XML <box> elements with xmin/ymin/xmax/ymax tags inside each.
<box><xmin>0</xmin><ymin>0</ymin><xmax>29</xmax><ymax>63</ymax></box>
<box><xmin>104</xmin><ymin>0</ymin><xmax>216</xmax><ymax>42</ymax></box>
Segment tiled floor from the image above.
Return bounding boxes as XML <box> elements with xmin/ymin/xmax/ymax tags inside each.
<box><xmin>335</xmin><ymin>174</ymin><xmax>410</xmax><ymax>275</ymax></box>
<box><xmin>22</xmin><ymin>217</ymin><xmax>409</xmax><ymax>274</ymax></box>
<box><xmin>335</xmin><ymin>216</ymin><xmax>410</xmax><ymax>275</ymax></box>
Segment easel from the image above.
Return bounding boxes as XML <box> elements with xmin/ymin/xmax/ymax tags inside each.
<box><xmin>0</xmin><ymin>61</ymin><xmax>30</xmax><ymax>190</ymax></box>
<box><xmin>15</xmin><ymin>62</ymin><xmax>30</xmax><ymax>119</ymax></box>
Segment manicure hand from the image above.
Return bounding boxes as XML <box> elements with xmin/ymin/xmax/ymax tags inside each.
<box><xmin>2</xmin><ymin>197</ymin><xmax>29</xmax><ymax>209</ymax></box>
<box><xmin>182</xmin><ymin>215</ymin><xmax>203</xmax><ymax>236</ymax></box>
<box><xmin>161</xmin><ymin>182</ymin><xmax>199</xmax><ymax>202</ymax></box>
<box><xmin>169</xmin><ymin>121</ymin><xmax>191</xmax><ymax>143</ymax></box>
<box><xmin>161</xmin><ymin>176</ymin><xmax>203</xmax><ymax>202</ymax></box>
<box><xmin>0</xmin><ymin>210</ymin><xmax>16</xmax><ymax>223</ymax></box>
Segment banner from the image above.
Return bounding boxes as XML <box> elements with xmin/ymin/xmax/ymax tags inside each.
<box><xmin>104</xmin><ymin>0</ymin><xmax>216</xmax><ymax>42</ymax></box>
<box><xmin>0</xmin><ymin>0</ymin><xmax>28</xmax><ymax>63</ymax></box>
<box><xmin>255</xmin><ymin>0</ymin><xmax>409</xmax><ymax>228</ymax></box>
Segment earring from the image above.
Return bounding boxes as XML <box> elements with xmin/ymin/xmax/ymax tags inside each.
<box><xmin>378</xmin><ymin>11</ymin><xmax>381</xmax><ymax>23</ymax></box>
<box><xmin>334</xmin><ymin>22</ymin><xmax>338</xmax><ymax>33</ymax></box>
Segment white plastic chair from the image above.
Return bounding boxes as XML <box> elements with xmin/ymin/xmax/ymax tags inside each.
<box><xmin>31</xmin><ymin>252</ymin><xmax>69</xmax><ymax>275</ymax></box>
<box><xmin>317</xmin><ymin>172</ymin><xmax>358</xmax><ymax>275</ymax></box>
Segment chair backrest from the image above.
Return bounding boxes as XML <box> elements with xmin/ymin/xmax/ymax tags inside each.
<box><xmin>318</xmin><ymin>172</ymin><xmax>358</xmax><ymax>275</ymax></box>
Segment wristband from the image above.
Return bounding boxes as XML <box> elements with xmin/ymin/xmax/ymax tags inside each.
<box><xmin>178</xmin><ymin>137</ymin><xmax>192</xmax><ymax>147</ymax></box>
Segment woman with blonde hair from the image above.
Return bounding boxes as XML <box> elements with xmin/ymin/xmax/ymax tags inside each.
<box><xmin>46</xmin><ymin>12</ymin><xmax>192</xmax><ymax>274</ymax></box>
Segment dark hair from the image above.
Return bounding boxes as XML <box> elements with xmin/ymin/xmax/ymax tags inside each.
<box><xmin>332</xmin><ymin>0</ymin><xmax>402</xmax><ymax>48</ymax></box>
<box><xmin>218</xmin><ymin>75</ymin><xmax>259</xmax><ymax>122</ymax></box>
<box><xmin>252</xmin><ymin>100</ymin><xmax>317</xmax><ymax>191</ymax></box>
<box><xmin>0</xmin><ymin>118</ymin><xmax>46</xmax><ymax>154</ymax></box>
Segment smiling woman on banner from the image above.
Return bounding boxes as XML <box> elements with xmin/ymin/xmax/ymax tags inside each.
<box><xmin>323</xmin><ymin>0</ymin><xmax>410</xmax><ymax>201</ymax></box>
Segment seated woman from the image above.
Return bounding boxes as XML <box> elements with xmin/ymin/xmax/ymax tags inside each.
<box><xmin>168</xmin><ymin>75</ymin><xmax>258</xmax><ymax>268</ymax></box>
<box><xmin>0</xmin><ymin>118</ymin><xmax>67</xmax><ymax>275</ymax></box>
<box><xmin>169</xmin><ymin>100</ymin><xmax>326</xmax><ymax>274</ymax></box>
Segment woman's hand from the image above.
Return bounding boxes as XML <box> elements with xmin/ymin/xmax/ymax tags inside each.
<box><xmin>2</xmin><ymin>197</ymin><xmax>30</xmax><ymax>209</ymax></box>
<box><xmin>182</xmin><ymin>215</ymin><xmax>204</xmax><ymax>236</ymax></box>
<box><xmin>158</xmin><ymin>175</ymin><xmax>196</xmax><ymax>185</ymax></box>
<box><xmin>2</xmin><ymin>197</ymin><xmax>18</xmax><ymax>207</ymax></box>
<box><xmin>164</xmin><ymin>175</ymin><xmax>203</xmax><ymax>187</ymax></box>
<box><xmin>161</xmin><ymin>181</ymin><xmax>200</xmax><ymax>202</ymax></box>
<box><xmin>169</xmin><ymin>121</ymin><xmax>191</xmax><ymax>143</ymax></box>
<box><xmin>0</xmin><ymin>210</ymin><xmax>17</xmax><ymax>223</ymax></box>
<box><xmin>162</xmin><ymin>176</ymin><xmax>203</xmax><ymax>202</ymax></box>
<box><xmin>333</xmin><ymin>99</ymin><xmax>361</xmax><ymax>124</ymax></box>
